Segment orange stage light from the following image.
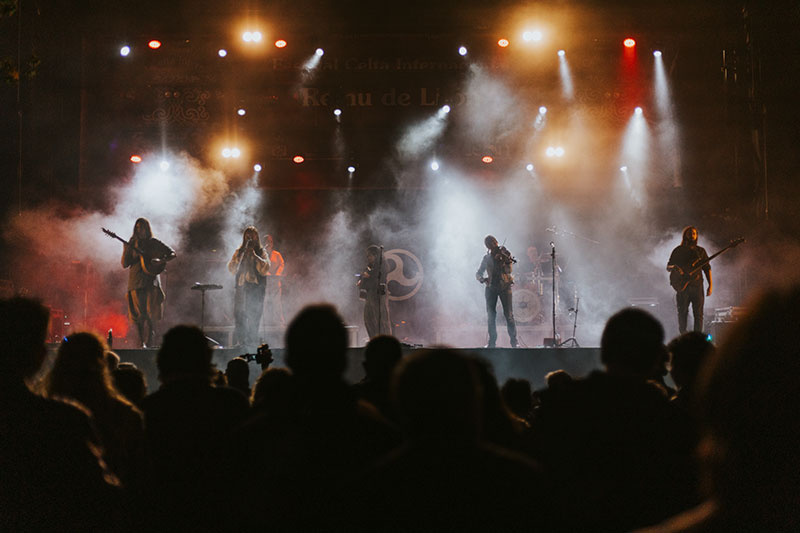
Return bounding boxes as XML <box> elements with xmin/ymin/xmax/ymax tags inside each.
<box><xmin>275</xmin><ymin>40</ymin><xmax>287</xmax><ymax>48</ymax></box>
<box><xmin>497</xmin><ymin>39</ymin><xmax>509</xmax><ymax>48</ymax></box>
<box><xmin>482</xmin><ymin>156</ymin><xmax>494</xmax><ymax>163</ymax></box>
<box><xmin>148</xmin><ymin>40</ymin><xmax>162</xmax><ymax>49</ymax></box>
<box><xmin>623</xmin><ymin>38</ymin><xmax>636</xmax><ymax>48</ymax></box>
<box><xmin>130</xmin><ymin>155</ymin><xmax>142</xmax><ymax>163</ymax></box>
<box><xmin>292</xmin><ymin>155</ymin><xmax>305</xmax><ymax>164</ymax></box>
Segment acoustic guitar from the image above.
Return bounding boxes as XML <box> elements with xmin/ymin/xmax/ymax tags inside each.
<box><xmin>669</xmin><ymin>237</ymin><xmax>744</xmax><ymax>293</ymax></box>
<box><xmin>102</xmin><ymin>227</ymin><xmax>170</xmax><ymax>276</ymax></box>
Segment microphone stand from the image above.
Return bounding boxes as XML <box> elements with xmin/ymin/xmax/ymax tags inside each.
<box><xmin>550</xmin><ymin>241</ymin><xmax>558</xmax><ymax>346</ymax></box>
<box><xmin>377</xmin><ymin>246</ymin><xmax>385</xmax><ymax>335</ymax></box>
<box><xmin>559</xmin><ymin>297</ymin><xmax>580</xmax><ymax>348</ymax></box>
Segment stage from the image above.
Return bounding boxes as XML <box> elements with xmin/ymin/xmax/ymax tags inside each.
<box><xmin>112</xmin><ymin>345</ymin><xmax>602</xmax><ymax>394</ymax></box>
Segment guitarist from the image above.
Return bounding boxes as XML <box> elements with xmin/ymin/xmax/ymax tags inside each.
<box><xmin>121</xmin><ymin>218</ymin><xmax>176</xmax><ymax>348</ymax></box>
<box><xmin>667</xmin><ymin>226</ymin><xmax>712</xmax><ymax>334</ymax></box>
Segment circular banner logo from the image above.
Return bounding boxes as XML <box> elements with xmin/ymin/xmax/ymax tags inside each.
<box><xmin>385</xmin><ymin>249</ymin><xmax>424</xmax><ymax>301</ymax></box>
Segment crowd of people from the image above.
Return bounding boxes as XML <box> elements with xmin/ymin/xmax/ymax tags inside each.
<box><xmin>1</xmin><ymin>285</ymin><xmax>799</xmax><ymax>531</ymax></box>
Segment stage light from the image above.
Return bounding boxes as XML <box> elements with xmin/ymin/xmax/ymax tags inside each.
<box><xmin>653</xmin><ymin>50</ymin><xmax>662</xmax><ymax>57</ymax></box>
<box><xmin>148</xmin><ymin>40</ymin><xmax>162</xmax><ymax>50</ymax></box>
<box><xmin>315</xmin><ymin>48</ymin><xmax>324</xmax><ymax>56</ymax></box>
<box><xmin>522</xmin><ymin>30</ymin><xmax>543</xmax><ymax>42</ymax></box>
<box><xmin>218</xmin><ymin>49</ymin><xmax>227</xmax><ymax>57</ymax></box>
<box><xmin>526</xmin><ymin>163</ymin><xmax>534</xmax><ymax>172</ymax></box>
<box><xmin>442</xmin><ymin>105</ymin><xmax>451</xmax><ymax>114</ymax></box>
<box><xmin>558</xmin><ymin>49</ymin><xmax>565</xmax><ymax>57</ymax></box>
<box><xmin>222</xmin><ymin>148</ymin><xmax>232</xmax><ymax>158</ymax></box>
<box><xmin>237</xmin><ymin>108</ymin><xmax>246</xmax><ymax>116</ymax></box>
<box><xmin>546</xmin><ymin>146</ymin><xmax>564</xmax><ymax>158</ymax></box>
<box><xmin>120</xmin><ymin>45</ymin><xmax>131</xmax><ymax>57</ymax></box>
<box><xmin>634</xmin><ymin>106</ymin><xmax>643</xmax><ymax>115</ymax></box>
<box><xmin>498</xmin><ymin>39</ymin><xmax>509</xmax><ymax>48</ymax></box>
<box><xmin>347</xmin><ymin>165</ymin><xmax>356</xmax><ymax>173</ymax></box>
<box><xmin>482</xmin><ymin>156</ymin><xmax>494</xmax><ymax>163</ymax></box>
<box><xmin>539</xmin><ymin>106</ymin><xmax>547</xmax><ymax>115</ymax></box>
<box><xmin>130</xmin><ymin>155</ymin><xmax>142</xmax><ymax>163</ymax></box>
<box><xmin>275</xmin><ymin>40</ymin><xmax>287</xmax><ymax>48</ymax></box>
<box><xmin>242</xmin><ymin>31</ymin><xmax>253</xmax><ymax>42</ymax></box>
<box><xmin>159</xmin><ymin>160</ymin><xmax>170</xmax><ymax>171</ymax></box>
<box><xmin>458</xmin><ymin>46</ymin><xmax>468</xmax><ymax>56</ymax></box>
<box><xmin>555</xmin><ymin>147</ymin><xmax>565</xmax><ymax>157</ymax></box>
<box><xmin>430</xmin><ymin>161</ymin><xmax>440</xmax><ymax>171</ymax></box>
<box><xmin>252</xmin><ymin>31</ymin><xmax>262</xmax><ymax>43</ymax></box>
<box><xmin>620</xmin><ymin>166</ymin><xmax>628</xmax><ymax>172</ymax></box>
<box><xmin>624</xmin><ymin>38</ymin><xmax>636</xmax><ymax>48</ymax></box>
<box><xmin>231</xmin><ymin>148</ymin><xmax>241</xmax><ymax>158</ymax></box>
<box><xmin>293</xmin><ymin>155</ymin><xmax>305</xmax><ymax>164</ymax></box>
<box><xmin>254</xmin><ymin>163</ymin><xmax>262</xmax><ymax>172</ymax></box>
<box><xmin>333</xmin><ymin>108</ymin><xmax>342</xmax><ymax>116</ymax></box>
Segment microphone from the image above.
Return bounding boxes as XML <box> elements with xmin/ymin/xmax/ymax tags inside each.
<box><xmin>549</xmin><ymin>241</ymin><xmax>555</xmax><ymax>248</ymax></box>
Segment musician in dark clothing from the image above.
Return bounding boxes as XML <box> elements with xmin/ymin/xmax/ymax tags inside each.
<box><xmin>358</xmin><ymin>245</ymin><xmax>391</xmax><ymax>339</ymax></box>
<box><xmin>476</xmin><ymin>235</ymin><xmax>518</xmax><ymax>348</ymax></box>
<box><xmin>667</xmin><ymin>226</ymin><xmax>712</xmax><ymax>334</ymax></box>
<box><xmin>121</xmin><ymin>218</ymin><xmax>176</xmax><ymax>348</ymax></box>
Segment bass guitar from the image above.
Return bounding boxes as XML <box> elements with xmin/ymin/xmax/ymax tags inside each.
<box><xmin>102</xmin><ymin>227</ymin><xmax>170</xmax><ymax>276</ymax></box>
<box><xmin>670</xmin><ymin>237</ymin><xmax>745</xmax><ymax>293</ymax></box>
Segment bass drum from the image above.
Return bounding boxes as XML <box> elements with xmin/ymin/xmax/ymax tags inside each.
<box><xmin>513</xmin><ymin>288</ymin><xmax>543</xmax><ymax>324</ymax></box>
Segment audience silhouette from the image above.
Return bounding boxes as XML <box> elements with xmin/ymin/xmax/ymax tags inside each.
<box><xmin>0</xmin><ymin>298</ymin><xmax>123</xmax><ymax>530</ymax></box>
<box><xmin>140</xmin><ymin>324</ymin><xmax>249</xmax><ymax>530</ymax></box>
<box><xmin>352</xmin><ymin>334</ymin><xmax>404</xmax><ymax>421</ymax></box>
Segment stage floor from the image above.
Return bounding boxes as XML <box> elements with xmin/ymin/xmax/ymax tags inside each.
<box><xmin>113</xmin><ymin>346</ymin><xmax>602</xmax><ymax>395</ymax></box>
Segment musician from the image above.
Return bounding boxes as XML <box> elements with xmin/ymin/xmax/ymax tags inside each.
<box><xmin>121</xmin><ymin>218</ymin><xmax>176</xmax><ymax>348</ymax></box>
<box><xmin>358</xmin><ymin>245</ymin><xmax>391</xmax><ymax>339</ymax></box>
<box><xmin>262</xmin><ymin>235</ymin><xmax>286</xmax><ymax>327</ymax></box>
<box><xmin>476</xmin><ymin>235</ymin><xmax>518</xmax><ymax>348</ymax></box>
<box><xmin>667</xmin><ymin>226</ymin><xmax>712</xmax><ymax>334</ymax></box>
<box><xmin>228</xmin><ymin>226</ymin><xmax>270</xmax><ymax>346</ymax></box>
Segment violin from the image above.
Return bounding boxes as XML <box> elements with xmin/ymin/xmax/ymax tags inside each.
<box><xmin>492</xmin><ymin>245</ymin><xmax>517</xmax><ymax>265</ymax></box>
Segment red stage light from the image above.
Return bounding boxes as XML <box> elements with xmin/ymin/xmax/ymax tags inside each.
<box><xmin>497</xmin><ymin>39</ymin><xmax>509</xmax><ymax>48</ymax></box>
<box><xmin>292</xmin><ymin>155</ymin><xmax>305</xmax><ymax>164</ymax></box>
<box><xmin>275</xmin><ymin>40</ymin><xmax>287</xmax><ymax>48</ymax></box>
<box><xmin>623</xmin><ymin>38</ymin><xmax>636</xmax><ymax>48</ymax></box>
<box><xmin>482</xmin><ymin>156</ymin><xmax>494</xmax><ymax>163</ymax></box>
<box><xmin>148</xmin><ymin>40</ymin><xmax>162</xmax><ymax>49</ymax></box>
<box><xmin>130</xmin><ymin>155</ymin><xmax>142</xmax><ymax>163</ymax></box>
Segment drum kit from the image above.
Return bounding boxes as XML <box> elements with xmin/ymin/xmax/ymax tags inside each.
<box><xmin>513</xmin><ymin>254</ymin><xmax>570</xmax><ymax>325</ymax></box>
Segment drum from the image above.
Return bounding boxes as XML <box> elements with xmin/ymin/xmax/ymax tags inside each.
<box><xmin>513</xmin><ymin>289</ymin><xmax>542</xmax><ymax>324</ymax></box>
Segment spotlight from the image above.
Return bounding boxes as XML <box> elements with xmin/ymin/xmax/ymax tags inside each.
<box><xmin>333</xmin><ymin>108</ymin><xmax>342</xmax><ymax>116</ymax></box>
<box><xmin>522</xmin><ymin>30</ymin><xmax>543</xmax><ymax>42</ymax></box>
<box><xmin>634</xmin><ymin>106</ymin><xmax>643</xmax><ymax>115</ymax></box>
<box><xmin>624</xmin><ymin>38</ymin><xmax>636</xmax><ymax>48</ymax></box>
<box><xmin>242</xmin><ymin>32</ymin><xmax>253</xmax><ymax>42</ymax></box>
<box><xmin>275</xmin><ymin>40</ymin><xmax>287</xmax><ymax>48</ymax></box>
<box><xmin>130</xmin><ymin>155</ymin><xmax>142</xmax><ymax>163</ymax></box>
<box><xmin>237</xmin><ymin>108</ymin><xmax>246</xmax><ymax>116</ymax></box>
<box><xmin>458</xmin><ymin>46</ymin><xmax>468</xmax><ymax>56</ymax></box>
<box><xmin>430</xmin><ymin>161</ymin><xmax>440</xmax><ymax>171</ymax></box>
<box><xmin>441</xmin><ymin>105</ymin><xmax>451</xmax><ymax>114</ymax></box>
<box><xmin>347</xmin><ymin>166</ymin><xmax>356</xmax><ymax>173</ymax></box>
<box><xmin>254</xmin><ymin>163</ymin><xmax>262</xmax><ymax>172</ymax></box>
<box><xmin>315</xmin><ymin>48</ymin><xmax>324</xmax><ymax>56</ymax></box>
<box><xmin>620</xmin><ymin>166</ymin><xmax>628</xmax><ymax>172</ymax></box>
<box><xmin>539</xmin><ymin>106</ymin><xmax>547</xmax><ymax>115</ymax></box>
<box><xmin>231</xmin><ymin>148</ymin><xmax>241</xmax><ymax>158</ymax></box>
<box><xmin>497</xmin><ymin>39</ymin><xmax>509</xmax><ymax>48</ymax></box>
<box><xmin>482</xmin><ymin>156</ymin><xmax>494</xmax><ymax>163</ymax></box>
<box><xmin>148</xmin><ymin>40</ymin><xmax>162</xmax><ymax>50</ymax></box>
<box><xmin>218</xmin><ymin>49</ymin><xmax>228</xmax><ymax>57</ymax></box>
<box><xmin>546</xmin><ymin>147</ymin><xmax>564</xmax><ymax>158</ymax></box>
<box><xmin>120</xmin><ymin>45</ymin><xmax>131</xmax><ymax>57</ymax></box>
<box><xmin>558</xmin><ymin>50</ymin><xmax>565</xmax><ymax>57</ymax></box>
<box><xmin>653</xmin><ymin>50</ymin><xmax>662</xmax><ymax>57</ymax></box>
<box><xmin>159</xmin><ymin>160</ymin><xmax>170</xmax><ymax>171</ymax></box>
<box><xmin>222</xmin><ymin>148</ymin><xmax>232</xmax><ymax>158</ymax></box>
<box><xmin>554</xmin><ymin>147</ymin><xmax>565</xmax><ymax>157</ymax></box>
<box><xmin>526</xmin><ymin>163</ymin><xmax>534</xmax><ymax>172</ymax></box>
<box><xmin>252</xmin><ymin>31</ymin><xmax>263</xmax><ymax>43</ymax></box>
<box><xmin>293</xmin><ymin>155</ymin><xmax>305</xmax><ymax>164</ymax></box>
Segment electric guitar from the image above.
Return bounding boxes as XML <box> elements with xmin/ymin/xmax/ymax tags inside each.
<box><xmin>102</xmin><ymin>227</ymin><xmax>170</xmax><ymax>276</ymax></box>
<box><xmin>669</xmin><ymin>237</ymin><xmax>745</xmax><ymax>293</ymax></box>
